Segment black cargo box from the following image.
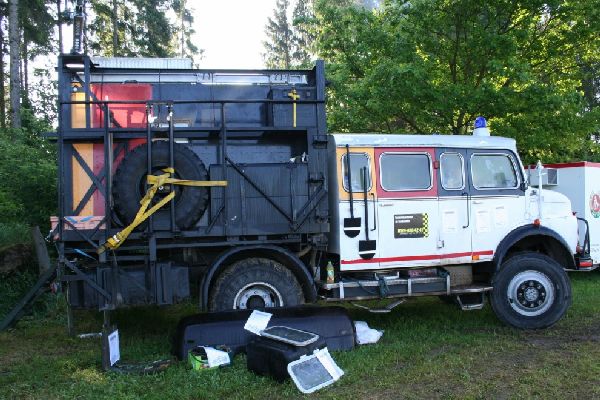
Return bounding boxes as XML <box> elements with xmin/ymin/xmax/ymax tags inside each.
<box><xmin>172</xmin><ymin>306</ymin><xmax>355</xmax><ymax>359</ymax></box>
<box><xmin>246</xmin><ymin>335</ymin><xmax>327</xmax><ymax>382</ymax></box>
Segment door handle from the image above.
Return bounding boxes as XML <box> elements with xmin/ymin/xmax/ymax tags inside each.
<box><xmin>371</xmin><ymin>193</ymin><xmax>377</xmax><ymax>231</ymax></box>
<box><xmin>473</xmin><ymin>200</ymin><xmax>483</xmax><ymax>204</ymax></box>
<box><xmin>462</xmin><ymin>191</ymin><xmax>470</xmax><ymax>228</ymax></box>
<box><xmin>379</xmin><ymin>203</ymin><xmax>393</xmax><ymax>207</ymax></box>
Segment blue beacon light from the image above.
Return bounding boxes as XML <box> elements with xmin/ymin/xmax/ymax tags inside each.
<box><xmin>474</xmin><ymin>116</ymin><xmax>487</xmax><ymax>129</ymax></box>
<box><xmin>473</xmin><ymin>116</ymin><xmax>490</xmax><ymax>136</ymax></box>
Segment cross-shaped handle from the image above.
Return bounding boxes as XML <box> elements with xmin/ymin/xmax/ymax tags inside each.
<box><xmin>287</xmin><ymin>89</ymin><xmax>300</xmax><ymax>127</ymax></box>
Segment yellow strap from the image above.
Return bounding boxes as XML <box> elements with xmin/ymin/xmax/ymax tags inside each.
<box><xmin>98</xmin><ymin>169</ymin><xmax>227</xmax><ymax>254</ymax></box>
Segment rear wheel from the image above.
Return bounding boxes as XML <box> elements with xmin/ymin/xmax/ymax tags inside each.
<box><xmin>490</xmin><ymin>252</ymin><xmax>571</xmax><ymax>329</ymax></box>
<box><xmin>208</xmin><ymin>257</ymin><xmax>305</xmax><ymax>312</ymax></box>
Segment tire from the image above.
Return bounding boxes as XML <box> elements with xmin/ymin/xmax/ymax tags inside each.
<box><xmin>209</xmin><ymin>257</ymin><xmax>305</xmax><ymax>312</ymax></box>
<box><xmin>490</xmin><ymin>252</ymin><xmax>571</xmax><ymax>329</ymax></box>
<box><xmin>112</xmin><ymin>141</ymin><xmax>209</xmax><ymax>230</ymax></box>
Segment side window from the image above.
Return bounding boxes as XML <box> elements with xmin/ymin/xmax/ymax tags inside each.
<box><xmin>440</xmin><ymin>153</ymin><xmax>464</xmax><ymax>190</ymax></box>
<box><xmin>380</xmin><ymin>153</ymin><xmax>431</xmax><ymax>191</ymax></box>
<box><xmin>471</xmin><ymin>154</ymin><xmax>518</xmax><ymax>189</ymax></box>
<box><xmin>342</xmin><ymin>153</ymin><xmax>371</xmax><ymax>192</ymax></box>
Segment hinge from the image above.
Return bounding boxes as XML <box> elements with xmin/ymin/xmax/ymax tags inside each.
<box><xmin>312</xmin><ymin>135</ymin><xmax>328</xmax><ymax>148</ymax></box>
<box><xmin>309</xmin><ymin>173</ymin><xmax>325</xmax><ymax>184</ymax></box>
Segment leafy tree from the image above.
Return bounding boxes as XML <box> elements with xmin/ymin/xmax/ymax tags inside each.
<box><xmin>0</xmin><ymin>125</ymin><xmax>57</xmax><ymax>228</ymax></box>
<box><xmin>314</xmin><ymin>0</ymin><xmax>600</xmax><ymax>163</ymax></box>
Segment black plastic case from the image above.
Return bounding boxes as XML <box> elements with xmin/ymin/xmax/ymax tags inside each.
<box><xmin>246</xmin><ymin>335</ymin><xmax>327</xmax><ymax>382</ymax></box>
<box><xmin>172</xmin><ymin>306</ymin><xmax>355</xmax><ymax>359</ymax></box>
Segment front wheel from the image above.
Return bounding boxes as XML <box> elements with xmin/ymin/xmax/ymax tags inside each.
<box><xmin>208</xmin><ymin>257</ymin><xmax>305</xmax><ymax>312</ymax></box>
<box><xmin>490</xmin><ymin>252</ymin><xmax>571</xmax><ymax>329</ymax></box>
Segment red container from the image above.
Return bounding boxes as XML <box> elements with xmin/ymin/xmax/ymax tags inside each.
<box><xmin>91</xmin><ymin>83</ymin><xmax>152</xmax><ymax>128</ymax></box>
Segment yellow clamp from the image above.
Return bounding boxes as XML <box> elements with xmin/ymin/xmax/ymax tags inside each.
<box><xmin>98</xmin><ymin>168</ymin><xmax>227</xmax><ymax>254</ymax></box>
<box><xmin>287</xmin><ymin>88</ymin><xmax>300</xmax><ymax>128</ymax></box>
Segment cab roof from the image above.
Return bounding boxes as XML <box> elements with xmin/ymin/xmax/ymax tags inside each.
<box><xmin>331</xmin><ymin>133</ymin><xmax>517</xmax><ymax>152</ymax></box>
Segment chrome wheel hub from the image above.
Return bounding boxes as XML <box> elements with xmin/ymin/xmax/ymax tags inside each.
<box><xmin>233</xmin><ymin>282</ymin><xmax>284</xmax><ymax>310</ymax></box>
<box><xmin>507</xmin><ymin>270</ymin><xmax>555</xmax><ymax>317</ymax></box>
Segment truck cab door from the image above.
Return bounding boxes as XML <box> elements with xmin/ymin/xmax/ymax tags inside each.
<box><xmin>374</xmin><ymin>148</ymin><xmax>440</xmax><ymax>268</ymax></box>
<box><xmin>466</xmin><ymin>149</ymin><xmax>526</xmax><ymax>262</ymax></box>
<box><xmin>437</xmin><ymin>148</ymin><xmax>473</xmax><ymax>265</ymax></box>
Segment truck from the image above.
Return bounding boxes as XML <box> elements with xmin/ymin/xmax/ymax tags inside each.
<box><xmin>44</xmin><ymin>52</ymin><xmax>592</xmax><ymax>333</ymax></box>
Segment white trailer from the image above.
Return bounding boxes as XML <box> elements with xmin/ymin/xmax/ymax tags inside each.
<box><xmin>529</xmin><ymin>162</ymin><xmax>599</xmax><ymax>270</ymax></box>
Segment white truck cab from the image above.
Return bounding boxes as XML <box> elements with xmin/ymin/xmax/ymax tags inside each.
<box><xmin>323</xmin><ymin>123</ymin><xmax>580</xmax><ymax>329</ymax></box>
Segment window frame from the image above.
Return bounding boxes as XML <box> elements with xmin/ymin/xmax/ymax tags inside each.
<box><xmin>378</xmin><ymin>151</ymin><xmax>433</xmax><ymax>192</ymax></box>
<box><xmin>341</xmin><ymin>152</ymin><xmax>372</xmax><ymax>192</ymax></box>
<box><xmin>469</xmin><ymin>152</ymin><xmax>520</xmax><ymax>191</ymax></box>
<box><xmin>440</xmin><ymin>152</ymin><xmax>465</xmax><ymax>191</ymax></box>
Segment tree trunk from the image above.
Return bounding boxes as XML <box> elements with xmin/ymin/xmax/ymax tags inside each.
<box><xmin>112</xmin><ymin>0</ymin><xmax>118</xmax><ymax>56</ymax></box>
<box><xmin>8</xmin><ymin>0</ymin><xmax>21</xmax><ymax>129</ymax></box>
<box><xmin>180</xmin><ymin>0</ymin><xmax>185</xmax><ymax>57</ymax></box>
<box><xmin>0</xmin><ymin>18</ymin><xmax>6</xmax><ymax>129</ymax></box>
<box><xmin>22</xmin><ymin>41</ymin><xmax>29</xmax><ymax>104</ymax></box>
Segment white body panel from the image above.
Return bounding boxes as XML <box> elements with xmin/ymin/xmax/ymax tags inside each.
<box><xmin>530</xmin><ymin>163</ymin><xmax>600</xmax><ymax>264</ymax></box>
<box><xmin>376</xmin><ymin>198</ymin><xmax>440</xmax><ymax>269</ymax></box>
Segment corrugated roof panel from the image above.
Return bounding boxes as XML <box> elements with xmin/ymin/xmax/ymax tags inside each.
<box><xmin>90</xmin><ymin>57</ymin><xmax>193</xmax><ymax>70</ymax></box>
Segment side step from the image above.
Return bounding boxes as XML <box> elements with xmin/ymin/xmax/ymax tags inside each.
<box><xmin>319</xmin><ymin>270</ymin><xmax>493</xmax><ymax>302</ymax></box>
<box><xmin>455</xmin><ymin>292</ymin><xmax>486</xmax><ymax>311</ymax></box>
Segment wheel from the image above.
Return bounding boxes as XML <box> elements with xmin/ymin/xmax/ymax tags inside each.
<box><xmin>209</xmin><ymin>257</ymin><xmax>305</xmax><ymax>312</ymax></box>
<box><xmin>112</xmin><ymin>141</ymin><xmax>209</xmax><ymax>230</ymax></box>
<box><xmin>490</xmin><ymin>252</ymin><xmax>571</xmax><ymax>329</ymax></box>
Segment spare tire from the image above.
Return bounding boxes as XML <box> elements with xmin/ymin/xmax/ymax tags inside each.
<box><xmin>112</xmin><ymin>141</ymin><xmax>209</xmax><ymax>230</ymax></box>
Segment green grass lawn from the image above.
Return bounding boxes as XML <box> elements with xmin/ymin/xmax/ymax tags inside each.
<box><xmin>1</xmin><ymin>273</ymin><xmax>600</xmax><ymax>400</ymax></box>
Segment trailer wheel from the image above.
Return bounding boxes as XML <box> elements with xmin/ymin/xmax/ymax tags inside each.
<box><xmin>209</xmin><ymin>257</ymin><xmax>305</xmax><ymax>311</ymax></box>
<box><xmin>112</xmin><ymin>142</ymin><xmax>209</xmax><ymax>230</ymax></box>
<box><xmin>490</xmin><ymin>252</ymin><xmax>571</xmax><ymax>329</ymax></box>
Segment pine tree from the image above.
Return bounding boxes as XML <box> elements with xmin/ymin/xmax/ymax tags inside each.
<box><xmin>263</xmin><ymin>0</ymin><xmax>293</xmax><ymax>69</ymax></box>
<box><xmin>291</xmin><ymin>0</ymin><xmax>315</xmax><ymax>68</ymax></box>
<box><xmin>172</xmin><ymin>0</ymin><xmax>202</xmax><ymax>63</ymax></box>
<box><xmin>88</xmin><ymin>0</ymin><xmax>139</xmax><ymax>57</ymax></box>
<box><xmin>19</xmin><ymin>0</ymin><xmax>54</xmax><ymax>103</ymax></box>
<box><xmin>132</xmin><ymin>0</ymin><xmax>175</xmax><ymax>57</ymax></box>
<box><xmin>8</xmin><ymin>0</ymin><xmax>20</xmax><ymax>128</ymax></box>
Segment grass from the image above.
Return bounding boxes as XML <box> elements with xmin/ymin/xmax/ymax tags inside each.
<box><xmin>1</xmin><ymin>273</ymin><xmax>600</xmax><ymax>399</ymax></box>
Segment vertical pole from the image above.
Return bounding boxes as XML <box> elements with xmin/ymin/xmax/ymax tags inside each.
<box><xmin>84</xmin><ymin>56</ymin><xmax>91</xmax><ymax>129</ymax></box>
<box><xmin>146</xmin><ymin>104</ymin><xmax>153</xmax><ymax>232</ymax></box>
<box><xmin>168</xmin><ymin>104</ymin><xmax>177</xmax><ymax>232</ymax></box>
<box><xmin>65</xmin><ymin>280</ymin><xmax>75</xmax><ymax>336</ymax></box>
<box><xmin>102</xmin><ymin>103</ymin><xmax>111</xmax><ymax>263</ymax></box>
<box><xmin>220</xmin><ymin>103</ymin><xmax>227</xmax><ymax>236</ymax></box>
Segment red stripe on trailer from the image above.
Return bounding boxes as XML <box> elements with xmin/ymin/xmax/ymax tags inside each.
<box><xmin>341</xmin><ymin>250</ymin><xmax>494</xmax><ymax>265</ymax></box>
